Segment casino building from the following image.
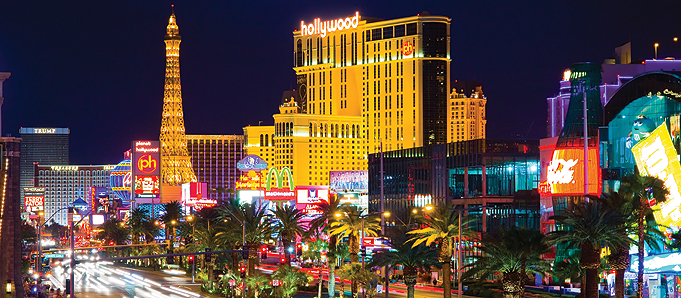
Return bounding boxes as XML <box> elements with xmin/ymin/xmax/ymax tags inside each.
<box><xmin>293</xmin><ymin>11</ymin><xmax>451</xmax><ymax>154</ymax></box>
<box><xmin>34</xmin><ymin>164</ymin><xmax>113</xmax><ymax>226</ymax></box>
<box><xmin>19</xmin><ymin>127</ymin><xmax>70</xmax><ymax>205</ymax></box>
<box><xmin>186</xmin><ymin>135</ymin><xmax>244</xmax><ymax>204</ymax></box>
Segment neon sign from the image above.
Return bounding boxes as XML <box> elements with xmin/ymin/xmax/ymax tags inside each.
<box><xmin>266</xmin><ymin>167</ymin><xmax>294</xmax><ymax>191</ymax></box>
<box><xmin>51</xmin><ymin>166</ymin><xmax>78</xmax><ymax>171</ymax></box>
<box><xmin>300</xmin><ymin>12</ymin><xmax>359</xmax><ymax>38</ymax></box>
<box><xmin>541</xmin><ymin>148</ymin><xmax>601</xmax><ymax>196</ymax></box>
<box><xmin>631</xmin><ymin>122</ymin><xmax>681</xmax><ymax>227</ymax></box>
<box><xmin>134</xmin><ymin>175</ymin><xmax>160</xmax><ymax>198</ymax></box>
<box><xmin>137</xmin><ymin>154</ymin><xmax>158</xmax><ymax>174</ymax></box>
<box><xmin>401</xmin><ymin>41</ymin><xmax>414</xmax><ymax>56</ymax></box>
<box><xmin>33</xmin><ymin>128</ymin><xmax>56</xmax><ymax>134</ymax></box>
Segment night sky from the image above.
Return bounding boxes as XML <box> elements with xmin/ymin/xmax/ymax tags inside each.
<box><xmin>0</xmin><ymin>1</ymin><xmax>679</xmax><ymax>165</ymax></box>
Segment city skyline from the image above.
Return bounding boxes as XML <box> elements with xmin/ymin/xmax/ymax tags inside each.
<box><xmin>0</xmin><ymin>1</ymin><xmax>679</xmax><ymax>165</ymax></box>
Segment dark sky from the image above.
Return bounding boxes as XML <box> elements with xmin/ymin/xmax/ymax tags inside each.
<box><xmin>0</xmin><ymin>0</ymin><xmax>679</xmax><ymax>165</ymax></box>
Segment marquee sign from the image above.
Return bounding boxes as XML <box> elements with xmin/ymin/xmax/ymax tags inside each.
<box><xmin>296</xmin><ymin>186</ymin><xmax>329</xmax><ymax>215</ymax></box>
<box><xmin>541</xmin><ymin>147</ymin><xmax>601</xmax><ymax>196</ymax></box>
<box><xmin>300</xmin><ymin>12</ymin><xmax>360</xmax><ymax>38</ymax></box>
<box><xmin>132</xmin><ymin>140</ymin><xmax>160</xmax><ymax>200</ymax></box>
<box><xmin>632</xmin><ymin>123</ymin><xmax>681</xmax><ymax>228</ymax></box>
<box><xmin>24</xmin><ymin>187</ymin><xmax>45</xmax><ymax>212</ymax></box>
<box><xmin>264</xmin><ymin>188</ymin><xmax>296</xmax><ymax>201</ymax></box>
<box><xmin>237</xmin><ymin>155</ymin><xmax>268</xmax><ymax>172</ymax></box>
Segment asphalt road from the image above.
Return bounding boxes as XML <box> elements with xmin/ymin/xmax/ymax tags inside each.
<box><xmin>45</xmin><ymin>261</ymin><xmax>471</xmax><ymax>298</ymax></box>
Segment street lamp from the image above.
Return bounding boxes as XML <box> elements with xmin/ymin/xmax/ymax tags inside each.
<box><xmin>186</xmin><ymin>215</ymin><xmax>196</xmax><ymax>283</ymax></box>
<box><xmin>655</xmin><ymin>43</ymin><xmax>660</xmax><ymax>60</ymax></box>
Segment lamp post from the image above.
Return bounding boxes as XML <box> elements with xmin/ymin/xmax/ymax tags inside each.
<box><xmin>68</xmin><ymin>207</ymin><xmax>75</xmax><ymax>298</ymax></box>
<box><xmin>422</xmin><ymin>204</ymin><xmax>463</xmax><ymax>298</ymax></box>
<box><xmin>187</xmin><ymin>215</ymin><xmax>195</xmax><ymax>283</ymax></box>
<box><xmin>36</xmin><ymin>207</ymin><xmax>71</xmax><ymax>274</ymax></box>
<box><xmin>655</xmin><ymin>43</ymin><xmax>660</xmax><ymax>60</ymax></box>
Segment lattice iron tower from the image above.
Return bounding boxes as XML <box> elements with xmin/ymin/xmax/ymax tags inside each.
<box><xmin>160</xmin><ymin>8</ymin><xmax>197</xmax><ymax>185</ymax></box>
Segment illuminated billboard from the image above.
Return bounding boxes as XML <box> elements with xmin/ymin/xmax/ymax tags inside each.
<box><xmin>329</xmin><ymin>171</ymin><xmax>368</xmax><ymax>191</ymax></box>
<box><xmin>541</xmin><ymin>147</ymin><xmax>601</xmax><ymax>196</ymax></box>
<box><xmin>264</xmin><ymin>188</ymin><xmax>296</xmax><ymax>201</ymax></box>
<box><xmin>632</xmin><ymin>123</ymin><xmax>681</xmax><ymax>227</ymax></box>
<box><xmin>296</xmin><ymin>186</ymin><xmax>329</xmax><ymax>215</ymax></box>
<box><xmin>134</xmin><ymin>176</ymin><xmax>160</xmax><ymax>198</ymax></box>
<box><xmin>237</xmin><ymin>155</ymin><xmax>268</xmax><ymax>172</ymax></box>
<box><xmin>181</xmin><ymin>182</ymin><xmax>216</xmax><ymax>209</ymax></box>
<box><xmin>132</xmin><ymin>140</ymin><xmax>160</xmax><ymax>200</ymax></box>
<box><xmin>24</xmin><ymin>187</ymin><xmax>45</xmax><ymax>212</ymax></box>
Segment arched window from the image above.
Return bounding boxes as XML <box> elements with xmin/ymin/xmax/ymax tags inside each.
<box><xmin>260</xmin><ymin>134</ymin><xmax>264</xmax><ymax>147</ymax></box>
<box><xmin>324</xmin><ymin>123</ymin><xmax>328</xmax><ymax>137</ymax></box>
<box><xmin>352</xmin><ymin>125</ymin><xmax>356</xmax><ymax>138</ymax></box>
<box><xmin>319</xmin><ymin>123</ymin><xmax>323</xmax><ymax>137</ymax></box>
<box><xmin>330</xmin><ymin>124</ymin><xmax>334</xmax><ymax>137</ymax></box>
<box><xmin>271</xmin><ymin>134</ymin><xmax>275</xmax><ymax>146</ymax></box>
<box><xmin>264</xmin><ymin>134</ymin><xmax>269</xmax><ymax>146</ymax></box>
<box><xmin>335</xmin><ymin>124</ymin><xmax>339</xmax><ymax>138</ymax></box>
<box><xmin>309</xmin><ymin>123</ymin><xmax>313</xmax><ymax>137</ymax></box>
<box><xmin>341</xmin><ymin>124</ymin><xmax>345</xmax><ymax>138</ymax></box>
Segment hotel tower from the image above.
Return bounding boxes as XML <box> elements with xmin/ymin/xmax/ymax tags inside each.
<box><xmin>293</xmin><ymin>12</ymin><xmax>451</xmax><ymax>154</ymax></box>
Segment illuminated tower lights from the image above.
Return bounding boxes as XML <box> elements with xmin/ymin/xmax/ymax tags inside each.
<box><xmin>160</xmin><ymin>7</ymin><xmax>197</xmax><ymax>185</ymax></box>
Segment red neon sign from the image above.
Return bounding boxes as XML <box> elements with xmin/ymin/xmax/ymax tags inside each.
<box><xmin>541</xmin><ymin>148</ymin><xmax>601</xmax><ymax>196</ymax></box>
<box><xmin>402</xmin><ymin>41</ymin><xmax>414</xmax><ymax>56</ymax></box>
<box><xmin>136</xmin><ymin>154</ymin><xmax>158</xmax><ymax>174</ymax></box>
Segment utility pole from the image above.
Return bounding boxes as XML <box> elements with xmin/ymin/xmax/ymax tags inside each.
<box><xmin>68</xmin><ymin>207</ymin><xmax>75</xmax><ymax>298</ymax></box>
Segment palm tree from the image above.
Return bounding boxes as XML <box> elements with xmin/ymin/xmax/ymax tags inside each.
<box><xmin>329</xmin><ymin>205</ymin><xmax>380</xmax><ymax>296</ymax></box>
<box><xmin>463</xmin><ymin>228</ymin><xmax>551</xmax><ymax>298</ymax></box>
<box><xmin>371</xmin><ymin>227</ymin><xmax>439</xmax><ymax>298</ymax></box>
<box><xmin>272</xmin><ymin>205</ymin><xmax>306</xmax><ymax>265</ymax></box>
<box><xmin>336</xmin><ymin>264</ymin><xmax>353</xmax><ymax>298</ymax></box>
<box><xmin>310</xmin><ymin>195</ymin><xmax>342</xmax><ymax>298</ymax></box>
<box><xmin>302</xmin><ymin>238</ymin><xmax>328</xmax><ymax>298</ymax></box>
<box><xmin>220</xmin><ymin>200</ymin><xmax>273</xmax><ymax>276</ymax></box>
<box><xmin>97</xmin><ymin>217</ymin><xmax>129</xmax><ymax>257</ymax></box>
<box><xmin>186</xmin><ymin>225</ymin><xmax>227</xmax><ymax>283</ymax></box>
<box><xmin>619</xmin><ymin>174</ymin><xmax>669</xmax><ymax>298</ymax></box>
<box><xmin>549</xmin><ymin>199</ymin><xmax>630</xmax><ymax>298</ymax></box>
<box><xmin>272</xmin><ymin>265</ymin><xmax>309</xmax><ymax>298</ymax></box>
<box><xmin>245</xmin><ymin>274</ymin><xmax>272</xmax><ymax>298</ymax></box>
<box><xmin>128</xmin><ymin>208</ymin><xmax>150</xmax><ymax>245</ymax></box>
<box><xmin>407</xmin><ymin>204</ymin><xmax>475</xmax><ymax>298</ymax></box>
<box><xmin>161</xmin><ymin>201</ymin><xmax>184</xmax><ymax>257</ymax></box>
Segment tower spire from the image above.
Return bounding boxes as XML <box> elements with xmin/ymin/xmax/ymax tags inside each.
<box><xmin>160</xmin><ymin>9</ymin><xmax>196</xmax><ymax>185</ymax></box>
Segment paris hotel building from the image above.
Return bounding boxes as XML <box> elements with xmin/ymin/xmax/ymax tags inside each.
<box><xmin>245</xmin><ymin>12</ymin><xmax>452</xmax><ymax>187</ymax></box>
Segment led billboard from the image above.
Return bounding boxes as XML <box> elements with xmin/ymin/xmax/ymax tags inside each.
<box><xmin>296</xmin><ymin>186</ymin><xmax>329</xmax><ymax>215</ymax></box>
<box><xmin>24</xmin><ymin>187</ymin><xmax>45</xmax><ymax>212</ymax></box>
<box><xmin>329</xmin><ymin>171</ymin><xmax>368</xmax><ymax>191</ymax></box>
<box><xmin>632</xmin><ymin>122</ymin><xmax>681</xmax><ymax>228</ymax></box>
<box><xmin>181</xmin><ymin>182</ymin><xmax>216</xmax><ymax>209</ymax></box>
<box><xmin>132</xmin><ymin>141</ymin><xmax>160</xmax><ymax>200</ymax></box>
<box><xmin>542</xmin><ymin>147</ymin><xmax>601</xmax><ymax>196</ymax></box>
<box><xmin>134</xmin><ymin>176</ymin><xmax>160</xmax><ymax>198</ymax></box>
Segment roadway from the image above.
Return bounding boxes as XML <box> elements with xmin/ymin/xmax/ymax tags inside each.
<box><xmin>44</xmin><ymin>260</ymin><xmax>471</xmax><ymax>298</ymax></box>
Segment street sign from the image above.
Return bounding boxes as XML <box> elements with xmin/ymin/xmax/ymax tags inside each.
<box><xmin>44</xmin><ymin>253</ymin><xmax>65</xmax><ymax>258</ymax></box>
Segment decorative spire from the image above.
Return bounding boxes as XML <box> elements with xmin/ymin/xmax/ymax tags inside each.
<box><xmin>165</xmin><ymin>5</ymin><xmax>180</xmax><ymax>40</ymax></box>
<box><xmin>160</xmin><ymin>7</ymin><xmax>196</xmax><ymax>185</ymax></box>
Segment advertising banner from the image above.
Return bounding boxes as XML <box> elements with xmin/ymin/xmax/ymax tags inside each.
<box><xmin>24</xmin><ymin>187</ymin><xmax>45</xmax><ymax>212</ymax></box>
<box><xmin>296</xmin><ymin>186</ymin><xmax>329</xmax><ymax>215</ymax></box>
<box><xmin>632</xmin><ymin>123</ymin><xmax>681</xmax><ymax>228</ymax></box>
<box><xmin>329</xmin><ymin>171</ymin><xmax>368</xmax><ymax>191</ymax></box>
<box><xmin>132</xmin><ymin>141</ymin><xmax>160</xmax><ymax>200</ymax></box>
<box><xmin>264</xmin><ymin>188</ymin><xmax>296</xmax><ymax>201</ymax></box>
<box><xmin>181</xmin><ymin>182</ymin><xmax>216</xmax><ymax>209</ymax></box>
<box><xmin>541</xmin><ymin>147</ymin><xmax>601</xmax><ymax>196</ymax></box>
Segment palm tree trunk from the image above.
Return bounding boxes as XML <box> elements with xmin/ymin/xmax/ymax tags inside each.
<box><xmin>442</xmin><ymin>262</ymin><xmax>451</xmax><ymax>298</ymax></box>
<box><xmin>586</xmin><ymin>268</ymin><xmax>599</xmax><ymax>298</ymax></box>
<box><xmin>638</xmin><ymin>202</ymin><xmax>645</xmax><ymax>298</ymax></box>
<box><xmin>329</xmin><ymin>259</ymin><xmax>336</xmax><ymax>298</ymax></box>
<box><xmin>404</xmin><ymin>266</ymin><xmax>417</xmax><ymax>298</ymax></box>
<box><xmin>615</xmin><ymin>269</ymin><xmax>625</xmax><ymax>298</ymax></box>
<box><xmin>502</xmin><ymin>272</ymin><xmax>523</xmax><ymax>298</ymax></box>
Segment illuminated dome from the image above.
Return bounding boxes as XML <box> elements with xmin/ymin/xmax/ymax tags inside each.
<box><xmin>109</xmin><ymin>159</ymin><xmax>132</xmax><ymax>206</ymax></box>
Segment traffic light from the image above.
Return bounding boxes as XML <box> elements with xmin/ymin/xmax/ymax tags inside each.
<box><xmin>239</xmin><ymin>265</ymin><xmax>246</xmax><ymax>278</ymax></box>
<box><xmin>205</xmin><ymin>248</ymin><xmax>211</xmax><ymax>262</ymax></box>
<box><xmin>296</xmin><ymin>243</ymin><xmax>302</xmax><ymax>256</ymax></box>
<box><xmin>260</xmin><ymin>246</ymin><xmax>268</xmax><ymax>260</ymax></box>
<box><xmin>188</xmin><ymin>255</ymin><xmax>194</xmax><ymax>262</ymax></box>
<box><xmin>280</xmin><ymin>256</ymin><xmax>286</xmax><ymax>264</ymax></box>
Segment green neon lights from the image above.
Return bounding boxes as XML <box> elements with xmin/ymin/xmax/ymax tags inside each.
<box><xmin>265</xmin><ymin>167</ymin><xmax>294</xmax><ymax>191</ymax></box>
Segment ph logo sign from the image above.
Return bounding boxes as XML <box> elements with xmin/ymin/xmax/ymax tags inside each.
<box><xmin>137</xmin><ymin>154</ymin><xmax>158</xmax><ymax>174</ymax></box>
<box><xmin>402</xmin><ymin>41</ymin><xmax>414</xmax><ymax>56</ymax></box>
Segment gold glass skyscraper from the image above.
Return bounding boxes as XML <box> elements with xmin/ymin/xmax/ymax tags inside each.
<box><xmin>293</xmin><ymin>12</ymin><xmax>451</xmax><ymax>154</ymax></box>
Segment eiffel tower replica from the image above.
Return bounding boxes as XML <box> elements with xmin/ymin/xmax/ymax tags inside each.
<box><xmin>160</xmin><ymin>7</ymin><xmax>197</xmax><ymax>188</ymax></box>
